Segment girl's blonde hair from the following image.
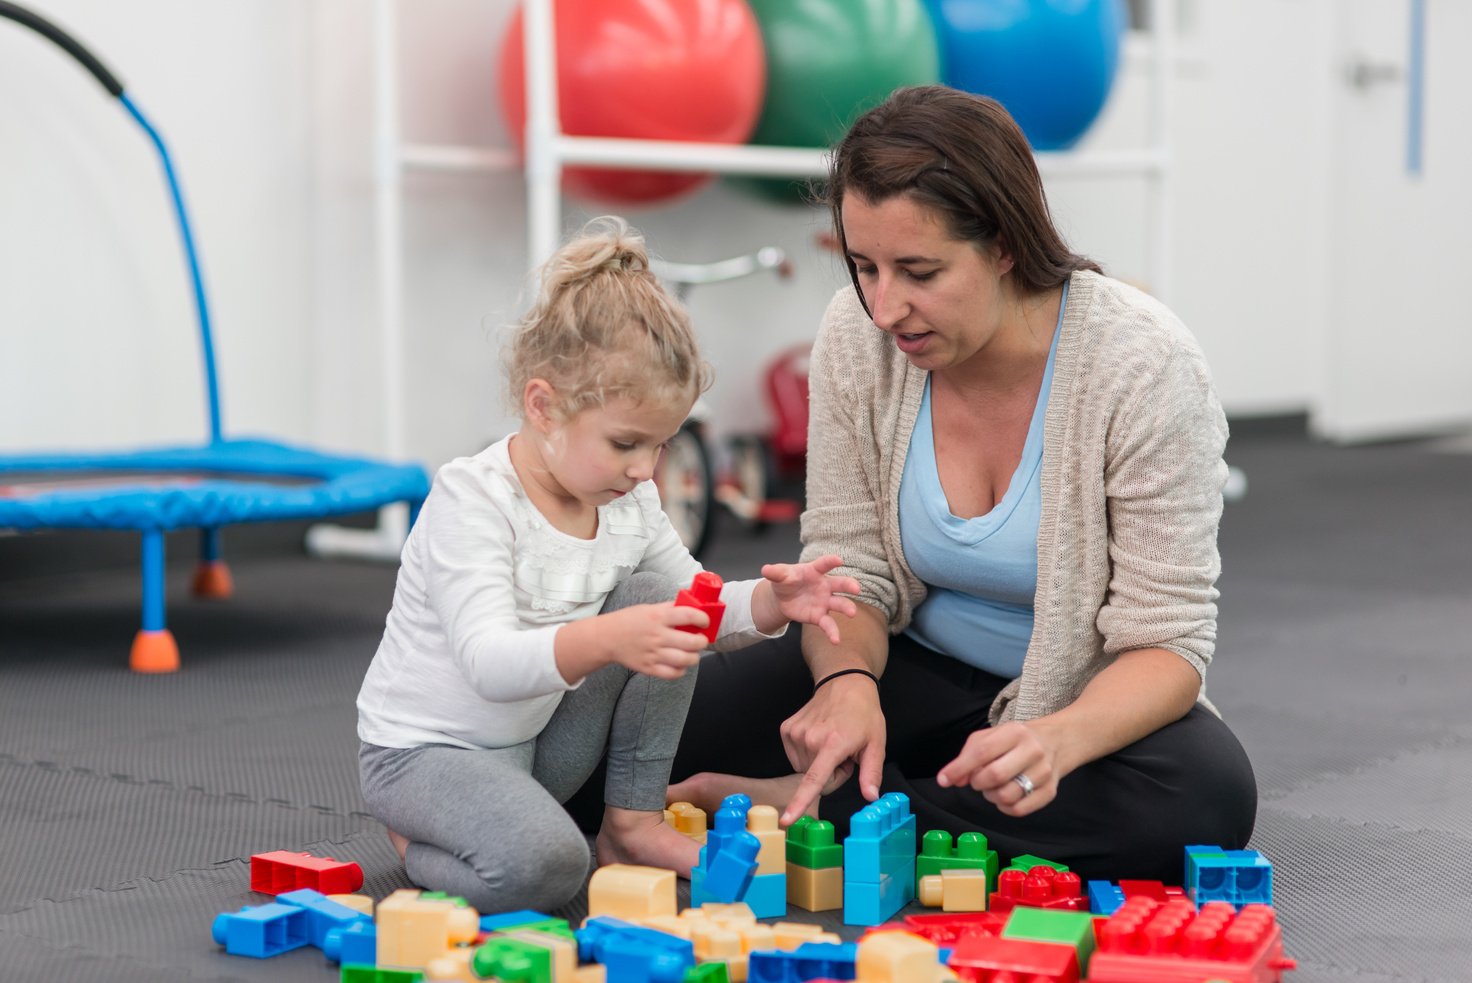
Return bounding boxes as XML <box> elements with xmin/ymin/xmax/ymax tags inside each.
<box><xmin>506</xmin><ymin>216</ymin><xmax>712</xmax><ymax>420</ymax></box>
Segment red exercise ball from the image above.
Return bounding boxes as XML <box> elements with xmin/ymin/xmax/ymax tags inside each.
<box><xmin>498</xmin><ymin>0</ymin><xmax>766</xmax><ymax>206</ymax></box>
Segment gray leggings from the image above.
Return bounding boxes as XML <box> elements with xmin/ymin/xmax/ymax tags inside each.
<box><xmin>359</xmin><ymin>571</ymin><xmax>695</xmax><ymax>913</ymax></box>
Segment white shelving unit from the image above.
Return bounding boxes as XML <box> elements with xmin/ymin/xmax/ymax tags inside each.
<box><xmin>307</xmin><ymin>0</ymin><xmax>1178</xmax><ymax>560</ymax></box>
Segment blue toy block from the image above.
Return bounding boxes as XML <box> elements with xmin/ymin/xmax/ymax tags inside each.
<box><xmin>323</xmin><ymin>919</ymin><xmax>376</xmax><ymax>966</ymax></box>
<box><xmin>577</xmin><ymin>917</ymin><xmax>694</xmax><ymax>983</ymax></box>
<box><xmin>741</xmin><ymin>872</ymin><xmax>787</xmax><ymax>919</ymax></box>
<box><xmin>844</xmin><ymin>793</ymin><xmax>916</xmax><ymax>888</ymax></box>
<box><xmin>1185</xmin><ymin>845</ymin><xmax>1273</xmax><ymax>908</ymax></box>
<box><xmin>748</xmin><ymin>942</ymin><xmax>858</xmax><ymax>983</ymax></box>
<box><xmin>704</xmin><ymin>829</ymin><xmax>760</xmax><ymax>902</ymax></box>
<box><xmin>1087</xmin><ymin>880</ymin><xmax>1125</xmax><ymax>916</ymax></box>
<box><xmin>211</xmin><ymin>901</ymin><xmax>311</xmax><ymax>958</ymax></box>
<box><xmin>706</xmin><ymin>798</ymin><xmax>752</xmax><ymax>866</ymax></box>
<box><xmin>275</xmin><ymin>888</ymin><xmax>370</xmax><ymax>949</ymax></box>
<box><xmin>842</xmin><ymin>874</ymin><xmax>906</xmax><ymax>927</ymax></box>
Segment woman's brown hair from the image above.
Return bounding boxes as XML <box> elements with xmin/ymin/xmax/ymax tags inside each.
<box><xmin>824</xmin><ymin>85</ymin><xmax>1100</xmax><ymax>303</ymax></box>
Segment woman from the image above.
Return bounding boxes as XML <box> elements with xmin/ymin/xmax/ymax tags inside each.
<box><xmin>669</xmin><ymin>86</ymin><xmax>1256</xmax><ymax>883</ymax></box>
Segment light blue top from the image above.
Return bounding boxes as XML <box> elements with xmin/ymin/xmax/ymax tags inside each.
<box><xmin>898</xmin><ymin>285</ymin><xmax>1066</xmax><ymax>678</ymax></box>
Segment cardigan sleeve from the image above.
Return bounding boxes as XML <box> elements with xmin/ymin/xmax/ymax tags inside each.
<box><xmin>1096</xmin><ymin>343</ymin><xmax>1228</xmax><ymax>679</ymax></box>
<box><xmin>799</xmin><ymin>290</ymin><xmax>906</xmax><ymax>624</ymax></box>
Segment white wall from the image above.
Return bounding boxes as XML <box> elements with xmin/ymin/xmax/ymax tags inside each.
<box><xmin>3</xmin><ymin>0</ymin><xmax>1464</xmax><ymax>472</ymax></box>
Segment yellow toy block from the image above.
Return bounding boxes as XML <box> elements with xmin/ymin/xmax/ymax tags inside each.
<box><xmin>918</xmin><ymin>869</ymin><xmax>989</xmax><ymax>912</ymax></box>
<box><xmin>376</xmin><ymin>890</ymin><xmax>480</xmax><ymax>970</ymax></box>
<box><xmin>574</xmin><ymin>965</ymin><xmax>608</xmax><ymax>983</ymax></box>
<box><xmin>424</xmin><ymin>947</ymin><xmax>477</xmax><ymax>983</ymax></box>
<box><xmin>786</xmin><ymin>863</ymin><xmax>843</xmax><ymax>912</ymax></box>
<box><xmin>666</xmin><ymin>801</ymin><xmax>709</xmax><ymax>842</ymax></box>
<box><xmin>327</xmin><ymin>893</ymin><xmax>374</xmax><ymax>916</ymax></box>
<box><xmin>856</xmin><ymin>931</ymin><xmax>959</xmax><ymax>983</ymax></box>
<box><xmin>771</xmin><ymin>922</ymin><xmax>840</xmax><ymax>947</ymax></box>
<box><xmin>747</xmin><ymin>805</ymin><xmax>786</xmax><ymax>875</ymax></box>
<box><xmin>588</xmin><ymin>863</ymin><xmax>677</xmax><ymax>920</ymax></box>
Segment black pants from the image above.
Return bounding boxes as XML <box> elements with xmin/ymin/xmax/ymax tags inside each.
<box><xmin>668</xmin><ymin>630</ymin><xmax>1258</xmax><ymax>885</ymax></box>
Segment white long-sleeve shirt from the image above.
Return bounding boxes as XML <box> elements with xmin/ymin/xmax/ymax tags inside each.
<box><xmin>358</xmin><ymin>435</ymin><xmax>779</xmax><ymax>750</ymax></box>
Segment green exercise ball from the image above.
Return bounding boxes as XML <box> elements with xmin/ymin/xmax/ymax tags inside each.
<box><xmin>733</xmin><ymin>0</ymin><xmax>941</xmax><ymax>204</ymax></box>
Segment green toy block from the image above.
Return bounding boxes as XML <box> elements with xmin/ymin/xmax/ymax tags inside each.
<box><xmin>1001</xmin><ymin>907</ymin><xmax>1095</xmax><ymax>974</ymax></box>
<box><xmin>1004</xmin><ymin>854</ymin><xmax>1068</xmax><ymax>874</ymax></box>
<box><xmin>785</xmin><ymin>815</ymin><xmax>843</xmax><ymax>869</ymax></box>
<box><xmin>341</xmin><ymin>966</ymin><xmax>423</xmax><ymax>983</ymax></box>
<box><xmin>489</xmin><ymin>916</ymin><xmax>575</xmax><ymax>940</ymax></box>
<box><xmin>685</xmin><ymin>961</ymin><xmax>731</xmax><ymax>983</ymax></box>
<box><xmin>916</xmin><ymin>830</ymin><xmax>1000</xmax><ymax>891</ymax></box>
<box><xmin>473</xmin><ymin>936</ymin><xmax>553</xmax><ymax>983</ymax></box>
<box><xmin>418</xmin><ymin>892</ymin><xmax>469</xmax><ymax>906</ymax></box>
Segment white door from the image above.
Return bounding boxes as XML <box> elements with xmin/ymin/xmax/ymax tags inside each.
<box><xmin>1318</xmin><ymin>0</ymin><xmax>1472</xmax><ymax>442</ymax></box>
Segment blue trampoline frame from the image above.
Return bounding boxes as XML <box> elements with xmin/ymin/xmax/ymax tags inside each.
<box><xmin>0</xmin><ymin>3</ymin><xmax>429</xmax><ymax>671</ymax></box>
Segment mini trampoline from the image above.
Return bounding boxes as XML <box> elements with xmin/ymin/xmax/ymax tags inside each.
<box><xmin>0</xmin><ymin>3</ymin><xmax>430</xmax><ymax>673</ymax></box>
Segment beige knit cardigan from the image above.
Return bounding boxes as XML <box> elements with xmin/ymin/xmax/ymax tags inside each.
<box><xmin>798</xmin><ymin>270</ymin><xmax>1228</xmax><ymax>724</ymax></box>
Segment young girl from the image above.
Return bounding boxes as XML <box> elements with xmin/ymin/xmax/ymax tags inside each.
<box><xmin>356</xmin><ymin>217</ymin><xmax>859</xmax><ymax>914</ymax></box>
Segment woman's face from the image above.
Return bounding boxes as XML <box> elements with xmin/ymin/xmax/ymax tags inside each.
<box><xmin>840</xmin><ymin>192</ymin><xmax>1012</xmax><ymax>372</ymax></box>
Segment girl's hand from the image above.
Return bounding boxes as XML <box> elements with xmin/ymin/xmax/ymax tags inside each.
<box><xmin>759</xmin><ymin>555</ymin><xmax>862</xmax><ymax>644</ymax></box>
<box><xmin>597</xmin><ymin>603</ymin><xmax>710</xmax><ymax>680</ymax></box>
<box><xmin>936</xmin><ymin>721</ymin><xmax>1059</xmax><ymax>818</ymax></box>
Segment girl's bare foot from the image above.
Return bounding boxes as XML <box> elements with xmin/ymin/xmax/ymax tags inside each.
<box><xmin>595</xmin><ymin>806</ymin><xmax>702</xmax><ymax>877</ymax></box>
<box><xmin>667</xmin><ymin>771</ymin><xmax>818</xmax><ymax>820</ymax></box>
<box><xmin>386</xmin><ymin>827</ymin><xmax>409</xmax><ymax>864</ymax></box>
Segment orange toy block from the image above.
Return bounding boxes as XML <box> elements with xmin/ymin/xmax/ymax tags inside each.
<box><xmin>376</xmin><ymin>889</ymin><xmax>480</xmax><ymax>970</ymax></box>
<box><xmin>666</xmin><ymin>801</ymin><xmax>709</xmax><ymax>843</ymax></box>
<box><xmin>919</xmin><ymin>870</ymin><xmax>989</xmax><ymax>912</ymax></box>
<box><xmin>589</xmin><ymin>863</ymin><xmax>678</xmax><ymax>920</ymax></box>
<box><xmin>748</xmin><ymin>805</ymin><xmax>786</xmax><ymax>875</ymax></box>
<box><xmin>250</xmin><ymin>850</ymin><xmax>363</xmax><ymax>895</ymax></box>
<box><xmin>787</xmin><ymin>863</ymin><xmax>844</xmax><ymax>913</ymax></box>
<box><xmin>857</xmin><ymin>931</ymin><xmax>960</xmax><ymax>983</ymax></box>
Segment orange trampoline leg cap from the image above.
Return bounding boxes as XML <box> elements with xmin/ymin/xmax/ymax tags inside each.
<box><xmin>191</xmin><ymin>560</ymin><xmax>234</xmax><ymax>599</ymax></box>
<box><xmin>131</xmin><ymin>630</ymin><xmax>180</xmax><ymax>673</ymax></box>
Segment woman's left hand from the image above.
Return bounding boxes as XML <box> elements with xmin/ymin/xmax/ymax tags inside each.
<box><xmin>760</xmin><ymin>555</ymin><xmax>861</xmax><ymax>644</ymax></box>
<box><xmin>936</xmin><ymin>721</ymin><xmax>1059</xmax><ymax>818</ymax></box>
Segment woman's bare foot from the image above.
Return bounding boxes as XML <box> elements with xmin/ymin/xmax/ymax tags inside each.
<box><xmin>595</xmin><ymin>806</ymin><xmax>702</xmax><ymax>877</ymax></box>
<box><xmin>667</xmin><ymin>771</ymin><xmax>816</xmax><ymax>820</ymax></box>
<box><xmin>386</xmin><ymin>827</ymin><xmax>409</xmax><ymax>864</ymax></box>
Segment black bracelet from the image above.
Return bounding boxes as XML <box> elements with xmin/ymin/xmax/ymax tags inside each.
<box><xmin>813</xmin><ymin>667</ymin><xmax>879</xmax><ymax>693</ymax></box>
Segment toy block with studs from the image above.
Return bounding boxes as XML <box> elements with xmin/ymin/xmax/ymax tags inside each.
<box><xmin>577</xmin><ymin>916</ymin><xmax>696</xmax><ymax>983</ymax></box>
<box><xmin>787</xmin><ymin>863</ymin><xmax>843</xmax><ymax>914</ymax></box>
<box><xmin>897</xmin><ymin>911</ymin><xmax>1007</xmax><ymax>946</ymax></box>
<box><xmin>843</xmin><ymin>793</ymin><xmax>917</xmax><ymax>926</ymax></box>
<box><xmin>695</xmin><ymin>796</ymin><xmax>762</xmax><ymax>905</ymax></box>
<box><xmin>211</xmin><ymin>901</ymin><xmax>311</xmax><ymax>958</ymax></box>
<box><xmin>375</xmin><ymin>889</ymin><xmax>480</xmax><ymax>970</ymax></box>
<box><xmin>481</xmin><ymin>910</ymin><xmax>574</xmax><ymax>938</ymax></box>
<box><xmin>323</xmin><ymin>919</ymin><xmax>376</xmax><ymax>965</ymax></box>
<box><xmin>786</xmin><ymin>816</ymin><xmax>843</xmax><ymax>870</ymax></box>
<box><xmin>342</xmin><ymin>967</ymin><xmax>426</xmax><ymax>983</ymax></box>
<box><xmin>1087</xmin><ymin>897</ymin><xmax>1297</xmax><ymax>983</ymax></box>
<box><xmin>1087</xmin><ymin>880</ymin><xmax>1126</xmax><ymax>916</ymax></box>
<box><xmin>747</xmin><ymin>941</ymin><xmax>858</xmax><ymax>983</ymax></box>
<box><xmin>666</xmin><ymin>801</ymin><xmax>709</xmax><ymax>843</ymax></box>
<box><xmin>1185</xmin><ymin>844</ymin><xmax>1274</xmax><ymax>909</ymax></box>
<box><xmin>590</xmin><ymin>864</ymin><xmax>678</xmax><ymax>921</ymax></box>
<box><xmin>947</xmin><ymin>933</ymin><xmax>1080</xmax><ymax>983</ymax></box>
<box><xmin>472</xmin><ymin>933</ymin><xmax>556</xmax><ymax>983</ymax></box>
<box><xmin>676</xmin><ymin>571</ymin><xmax>726</xmax><ymax>644</ymax></box>
<box><xmin>988</xmin><ymin>866</ymin><xmax>1086</xmax><ymax>914</ymax></box>
<box><xmin>916</xmin><ymin>831</ymin><xmax>999</xmax><ymax>894</ymax></box>
<box><xmin>918</xmin><ymin>869</ymin><xmax>989</xmax><ymax>912</ymax></box>
<box><xmin>329</xmin><ymin>894</ymin><xmax>375</xmax><ymax>916</ymax></box>
<box><xmin>250</xmin><ymin>850</ymin><xmax>364</xmax><ymax>895</ymax></box>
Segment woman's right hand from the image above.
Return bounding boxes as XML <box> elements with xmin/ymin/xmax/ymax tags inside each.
<box><xmin>597</xmin><ymin>603</ymin><xmax>709</xmax><ymax>680</ymax></box>
<box><xmin>778</xmin><ymin>673</ymin><xmax>887</xmax><ymax>824</ymax></box>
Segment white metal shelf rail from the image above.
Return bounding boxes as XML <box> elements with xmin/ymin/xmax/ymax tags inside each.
<box><xmin>306</xmin><ymin>0</ymin><xmax>1175</xmax><ymax>560</ymax></box>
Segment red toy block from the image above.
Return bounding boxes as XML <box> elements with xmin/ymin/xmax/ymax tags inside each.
<box><xmin>1086</xmin><ymin>897</ymin><xmax>1297</xmax><ymax>983</ymax></box>
<box><xmin>1119</xmin><ymin>880</ymin><xmax>1190</xmax><ymax>905</ymax></box>
<box><xmin>251</xmin><ymin>851</ymin><xmax>364</xmax><ymax>895</ymax></box>
<box><xmin>676</xmin><ymin>572</ymin><xmax>726</xmax><ymax>644</ymax></box>
<box><xmin>948</xmin><ymin>934</ymin><xmax>1080</xmax><ymax>983</ymax></box>
<box><xmin>988</xmin><ymin>867</ymin><xmax>1086</xmax><ymax>914</ymax></box>
<box><xmin>897</xmin><ymin>911</ymin><xmax>1008</xmax><ymax>946</ymax></box>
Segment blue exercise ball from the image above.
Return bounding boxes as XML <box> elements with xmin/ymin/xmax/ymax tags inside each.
<box><xmin>922</xmin><ymin>0</ymin><xmax>1127</xmax><ymax>151</ymax></box>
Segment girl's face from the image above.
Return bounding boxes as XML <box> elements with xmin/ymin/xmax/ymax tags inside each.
<box><xmin>840</xmin><ymin>192</ymin><xmax>1014</xmax><ymax>372</ymax></box>
<box><xmin>534</xmin><ymin>390</ymin><xmax>694</xmax><ymax>509</ymax></box>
